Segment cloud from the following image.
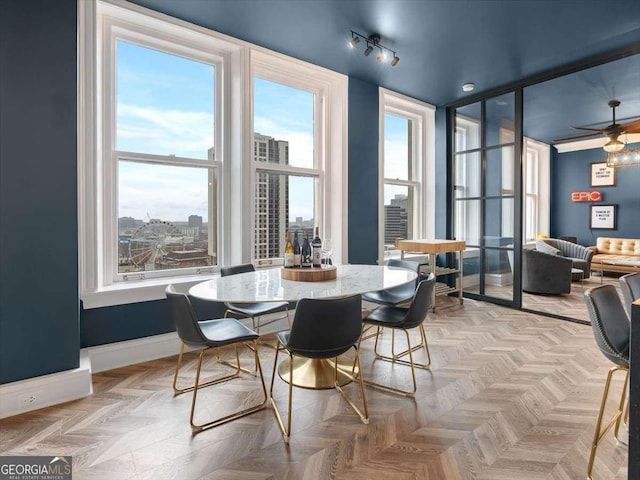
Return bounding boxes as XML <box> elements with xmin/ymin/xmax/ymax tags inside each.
<box><xmin>117</xmin><ymin>104</ymin><xmax>214</xmax><ymax>159</ymax></box>
<box><xmin>384</xmin><ymin>133</ymin><xmax>409</xmax><ymax>180</ymax></box>
<box><xmin>119</xmin><ymin>161</ymin><xmax>210</xmax><ymax>222</ymax></box>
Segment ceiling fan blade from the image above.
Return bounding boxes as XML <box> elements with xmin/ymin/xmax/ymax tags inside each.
<box><xmin>554</xmin><ymin>131</ymin><xmax>602</xmax><ymax>143</ymax></box>
<box><xmin>622</xmin><ymin>118</ymin><xmax>640</xmax><ymax>134</ymax></box>
<box><xmin>571</xmin><ymin>126</ymin><xmax>606</xmax><ymax>132</ymax></box>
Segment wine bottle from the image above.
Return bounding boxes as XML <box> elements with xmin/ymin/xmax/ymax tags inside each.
<box><xmin>284</xmin><ymin>230</ymin><xmax>294</xmax><ymax>268</ymax></box>
<box><xmin>293</xmin><ymin>231</ymin><xmax>301</xmax><ymax>267</ymax></box>
<box><xmin>312</xmin><ymin>226</ymin><xmax>322</xmax><ymax>268</ymax></box>
<box><xmin>301</xmin><ymin>233</ymin><xmax>312</xmax><ymax>268</ymax></box>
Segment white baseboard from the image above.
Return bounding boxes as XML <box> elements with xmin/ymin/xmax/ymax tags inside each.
<box><xmin>485</xmin><ymin>272</ymin><xmax>513</xmax><ymax>286</ymax></box>
<box><xmin>0</xmin><ymin>353</ymin><xmax>92</xmax><ymax>419</ymax></box>
<box><xmin>461</xmin><ymin>272</ymin><xmax>513</xmax><ymax>288</ymax></box>
<box><xmin>83</xmin><ymin>332</ymin><xmax>183</xmax><ymax>374</ymax></box>
<box><xmin>0</xmin><ymin>312</ymin><xmax>292</xmax><ymax>419</ymax></box>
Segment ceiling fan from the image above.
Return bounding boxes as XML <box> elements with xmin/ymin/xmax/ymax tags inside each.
<box><xmin>554</xmin><ymin>99</ymin><xmax>640</xmax><ymax>152</ymax></box>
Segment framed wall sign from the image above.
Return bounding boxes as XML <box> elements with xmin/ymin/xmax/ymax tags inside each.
<box><xmin>590</xmin><ymin>162</ymin><xmax>616</xmax><ymax>187</ymax></box>
<box><xmin>590</xmin><ymin>204</ymin><xmax>617</xmax><ymax>229</ymax></box>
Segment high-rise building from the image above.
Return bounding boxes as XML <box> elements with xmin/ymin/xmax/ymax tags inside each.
<box><xmin>187</xmin><ymin>215</ymin><xmax>203</xmax><ymax>240</ymax></box>
<box><xmin>188</xmin><ymin>215</ymin><xmax>203</xmax><ymax>229</ymax></box>
<box><xmin>254</xmin><ymin>133</ymin><xmax>289</xmax><ymax>260</ymax></box>
<box><xmin>384</xmin><ymin>194</ymin><xmax>409</xmax><ymax>245</ymax></box>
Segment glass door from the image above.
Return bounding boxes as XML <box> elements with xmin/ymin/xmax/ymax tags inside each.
<box><xmin>453</xmin><ymin>92</ymin><xmax>522</xmax><ymax>307</ymax></box>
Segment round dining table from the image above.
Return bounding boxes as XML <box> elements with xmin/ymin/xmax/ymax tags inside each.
<box><xmin>189</xmin><ymin>264</ymin><xmax>418</xmax><ymax>389</ymax></box>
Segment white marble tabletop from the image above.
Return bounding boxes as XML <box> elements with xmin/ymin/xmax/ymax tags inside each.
<box><xmin>188</xmin><ymin>264</ymin><xmax>417</xmax><ymax>303</ymax></box>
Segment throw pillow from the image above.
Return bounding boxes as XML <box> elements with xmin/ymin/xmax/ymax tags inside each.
<box><xmin>536</xmin><ymin>240</ymin><xmax>561</xmax><ymax>256</ymax></box>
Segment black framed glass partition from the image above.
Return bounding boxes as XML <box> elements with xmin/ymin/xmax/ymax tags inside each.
<box><xmin>452</xmin><ymin>91</ymin><xmax>522</xmax><ymax>307</ymax></box>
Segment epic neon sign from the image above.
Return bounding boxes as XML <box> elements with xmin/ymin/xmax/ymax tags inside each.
<box><xmin>571</xmin><ymin>191</ymin><xmax>602</xmax><ymax>202</ymax></box>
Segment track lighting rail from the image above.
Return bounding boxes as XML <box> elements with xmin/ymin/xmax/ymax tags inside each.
<box><xmin>349</xmin><ymin>30</ymin><xmax>400</xmax><ymax>67</ymax></box>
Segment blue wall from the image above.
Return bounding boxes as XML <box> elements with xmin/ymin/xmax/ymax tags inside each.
<box><xmin>0</xmin><ymin>0</ymin><xmax>79</xmax><ymax>383</ymax></box>
<box><xmin>434</xmin><ymin>108</ymin><xmax>449</xmax><ymax>239</ymax></box>
<box><xmin>551</xmin><ymin>148</ymin><xmax>640</xmax><ymax>245</ymax></box>
<box><xmin>347</xmin><ymin>78</ymin><xmax>379</xmax><ymax>264</ymax></box>
<box><xmin>80</xmin><ymin>297</ymin><xmax>227</xmax><ymax>347</ymax></box>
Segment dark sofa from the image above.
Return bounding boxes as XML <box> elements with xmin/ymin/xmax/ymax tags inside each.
<box><xmin>522</xmin><ymin>249</ymin><xmax>572</xmax><ymax>295</ymax></box>
<box><xmin>536</xmin><ymin>238</ymin><xmax>593</xmax><ymax>280</ymax></box>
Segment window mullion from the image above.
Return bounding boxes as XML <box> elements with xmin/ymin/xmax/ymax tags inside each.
<box><xmin>115</xmin><ymin>150</ymin><xmax>219</xmax><ymax>168</ymax></box>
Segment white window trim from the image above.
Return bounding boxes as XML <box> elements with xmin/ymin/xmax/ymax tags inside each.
<box><xmin>250</xmin><ymin>58</ymin><xmax>323</xmax><ymax>265</ymax></box>
<box><xmin>80</xmin><ymin>0</ymin><xmax>242</xmax><ymax>308</ymax></box>
<box><xmin>525</xmin><ymin>138</ymin><xmax>550</xmax><ymax>239</ymax></box>
<box><xmin>247</xmin><ymin>50</ymin><xmax>347</xmax><ymax>267</ymax></box>
<box><xmin>378</xmin><ymin>88</ymin><xmax>435</xmax><ymax>263</ymax></box>
<box><xmin>79</xmin><ymin>0</ymin><xmax>347</xmax><ymax>308</ymax></box>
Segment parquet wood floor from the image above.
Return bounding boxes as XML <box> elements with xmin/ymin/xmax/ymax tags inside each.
<box><xmin>467</xmin><ymin>273</ymin><xmax>623</xmax><ymax>324</ymax></box>
<box><xmin>0</xmin><ymin>298</ymin><xmax>629</xmax><ymax>479</ymax></box>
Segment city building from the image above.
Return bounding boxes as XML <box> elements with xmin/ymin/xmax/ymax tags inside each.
<box><xmin>384</xmin><ymin>194</ymin><xmax>409</xmax><ymax>245</ymax></box>
<box><xmin>254</xmin><ymin>133</ymin><xmax>289</xmax><ymax>260</ymax></box>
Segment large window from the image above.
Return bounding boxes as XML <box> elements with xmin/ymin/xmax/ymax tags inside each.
<box><xmin>379</xmin><ymin>89</ymin><xmax>435</xmax><ymax>261</ymax></box>
<box><xmin>252</xmin><ymin>77</ymin><xmax>319</xmax><ymax>263</ymax></box>
<box><xmin>523</xmin><ymin>139</ymin><xmax>550</xmax><ymax>242</ymax></box>
<box><xmin>114</xmin><ymin>40</ymin><xmax>219</xmax><ymax>278</ymax></box>
<box><xmin>79</xmin><ymin>1</ymin><xmax>346</xmax><ymax>307</ymax></box>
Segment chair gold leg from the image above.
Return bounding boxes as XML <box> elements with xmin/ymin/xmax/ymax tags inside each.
<box><xmin>364</xmin><ymin>328</ymin><xmax>418</xmax><ymax>396</ymax></box>
<box><xmin>172</xmin><ymin>342</ymin><xmax>186</xmax><ymax>394</ymax></box>
<box><xmin>270</xmin><ymin>346</ymin><xmax>368</xmax><ymax>443</ymax></box>
<box><xmin>371</xmin><ymin>324</ymin><xmax>431</xmax><ymax>370</ymax></box>
<box><xmin>188</xmin><ymin>341</ymin><xmax>267</xmax><ymax>434</ymax></box>
<box><xmin>405</xmin><ymin>329</ymin><xmax>417</xmax><ymax>395</ymax></box>
<box><xmin>420</xmin><ymin>324</ymin><xmax>432</xmax><ymax>367</ymax></box>
<box><xmin>614</xmin><ymin>370</ymin><xmax>630</xmax><ymax>444</ymax></box>
<box><xmin>587</xmin><ymin>365</ymin><xmax>629</xmax><ymax>480</ymax></box>
<box><xmin>360</xmin><ymin>323</ymin><xmax>378</xmax><ymax>341</ymax></box>
<box><xmin>382</xmin><ymin>323</ymin><xmax>431</xmax><ymax>368</ymax></box>
<box><xmin>373</xmin><ymin>326</ymin><xmax>383</xmax><ymax>356</ymax></box>
<box><xmin>334</xmin><ymin>347</ymin><xmax>369</xmax><ymax>424</ymax></box>
<box><xmin>174</xmin><ymin>343</ymin><xmax>244</xmax><ymax>395</ymax></box>
<box><xmin>391</xmin><ymin>329</ymin><xmax>396</xmax><ymax>357</ymax></box>
<box><xmin>269</xmin><ymin>341</ymin><xmax>291</xmax><ymax>443</ymax></box>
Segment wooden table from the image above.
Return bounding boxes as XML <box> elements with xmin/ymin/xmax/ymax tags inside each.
<box><xmin>396</xmin><ymin>239</ymin><xmax>466</xmax><ymax>309</ymax></box>
<box><xmin>189</xmin><ymin>264</ymin><xmax>418</xmax><ymax>389</ymax></box>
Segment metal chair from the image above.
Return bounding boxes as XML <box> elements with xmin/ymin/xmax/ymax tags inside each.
<box><xmin>221</xmin><ymin>263</ymin><xmax>290</xmax><ymax>333</ymax></box>
<box><xmin>583</xmin><ymin>285</ymin><xmax>630</xmax><ymax>480</ymax></box>
<box><xmin>362</xmin><ymin>258</ymin><xmax>421</xmax><ymax>306</ymax></box>
<box><xmin>360</xmin><ymin>275</ymin><xmax>436</xmax><ymax>396</ymax></box>
<box><xmin>361</xmin><ymin>258</ymin><xmax>422</xmax><ymax>345</ymax></box>
<box><xmin>269</xmin><ymin>294</ymin><xmax>369</xmax><ymax>443</ymax></box>
<box><xmin>166</xmin><ymin>285</ymin><xmax>267</xmax><ymax>433</ymax></box>
<box><xmin>619</xmin><ymin>272</ymin><xmax>640</xmax><ymax>318</ymax></box>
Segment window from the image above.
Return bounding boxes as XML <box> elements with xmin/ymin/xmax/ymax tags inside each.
<box><xmin>79</xmin><ymin>1</ymin><xmax>347</xmax><ymax>307</ymax></box>
<box><xmin>249</xmin><ymin>53</ymin><xmax>346</xmax><ymax>267</ymax></box>
<box><xmin>453</xmin><ymin>115</ymin><xmax>481</xmax><ymax>246</ymax></box>
<box><xmin>523</xmin><ymin>138</ymin><xmax>550</xmax><ymax>242</ymax></box>
<box><xmin>252</xmin><ymin>78</ymin><xmax>318</xmax><ymax>263</ymax></box>
<box><xmin>114</xmin><ymin>40</ymin><xmax>219</xmax><ymax>277</ymax></box>
<box><xmin>379</xmin><ymin>89</ymin><xmax>435</xmax><ymax>261</ymax></box>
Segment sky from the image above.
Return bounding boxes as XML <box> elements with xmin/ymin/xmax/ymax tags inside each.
<box><xmin>116</xmin><ymin>40</ymin><xmax>408</xmax><ymax>224</ymax></box>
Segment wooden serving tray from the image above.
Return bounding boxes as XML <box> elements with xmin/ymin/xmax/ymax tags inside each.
<box><xmin>280</xmin><ymin>266</ymin><xmax>337</xmax><ymax>282</ymax></box>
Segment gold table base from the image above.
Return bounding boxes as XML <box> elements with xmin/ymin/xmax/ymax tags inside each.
<box><xmin>278</xmin><ymin>357</ymin><xmax>359</xmax><ymax>389</ymax></box>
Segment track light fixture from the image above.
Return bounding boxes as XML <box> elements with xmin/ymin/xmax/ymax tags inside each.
<box><xmin>349</xmin><ymin>30</ymin><xmax>400</xmax><ymax>67</ymax></box>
